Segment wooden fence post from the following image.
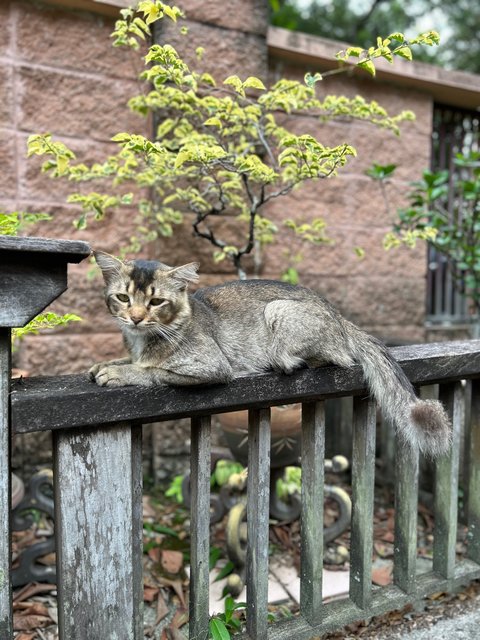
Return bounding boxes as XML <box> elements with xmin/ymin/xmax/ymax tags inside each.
<box><xmin>0</xmin><ymin>329</ymin><xmax>12</xmax><ymax>637</ymax></box>
<box><xmin>53</xmin><ymin>424</ymin><xmax>143</xmax><ymax>639</ymax></box>
<box><xmin>0</xmin><ymin>236</ymin><xmax>90</xmax><ymax>639</ymax></box>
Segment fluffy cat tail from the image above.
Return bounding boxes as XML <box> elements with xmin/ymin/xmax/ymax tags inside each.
<box><xmin>347</xmin><ymin>329</ymin><xmax>452</xmax><ymax>457</ymax></box>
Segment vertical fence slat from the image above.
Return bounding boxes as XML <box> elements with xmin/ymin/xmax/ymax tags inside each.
<box><xmin>300</xmin><ymin>401</ymin><xmax>325</xmax><ymax>625</ymax></box>
<box><xmin>467</xmin><ymin>379</ymin><xmax>480</xmax><ymax>563</ymax></box>
<box><xmin>54</xmin><ymin>423</ymin><xmax>143</xmax><ymax>640</ymax></box>
<box><xmin>246</xmin><ymin>408</ymin><xmax>271</xmax><ymax>640</ymax></box>
<box><xmin>393</xmin><ymin>435</ymin><xmax>419</xmax><ymax>594</ymax></box>
<box><xmin>433</xmin><ymin>382</ymin><xmax>462</xmax><ymax>579</ymax></box>
<box><xmin>349</xmin><ymin>397</ymin><xmax>376</xmax><ymax>610</ymax></box>
<box><xmin>189</xmin><ymin>415</ymin><xmax>211</xmax><ymax>640</ymax></box>
<box><xmin>0</xmin><ymin>329</ymin><xmax>12</xmax><ymax>638</ymax></box>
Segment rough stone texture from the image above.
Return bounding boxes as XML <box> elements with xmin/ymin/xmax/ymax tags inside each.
<box><xmin>160</xmin><ymin>19</ymin><xmax>268</xmax><ymax>83</ymax></box>
<box><xmin>0</xmin><ymin>1</ymin><xmax>12</xmax><ymax>59</ymax></box>
<box><xmin>15</xmin><ymin>1</ymin><xmax>145</xmax><ymax>79</ymax></box>
<box><xmin>15</xmin><ymin>332</ymin><xmax>126</xmax><ymax>376</ymax></box>
<box><xmin>17</xmin><ymin>66</ymin><xmax>143</xmax><ymax>141</ymax></box>
<box><xmin>263</xmin><ymin>223</ymin><xmax>425</xmax><ymax>279</ymax></box>
<box><xmin>264</xmin><ymin>175</ymin><xmax>413</xmax><ymax>229</ymax></box>
<box><xmin>299</xmin><ymin>273</ymin><xmax>426</xmax><ymax>331</ymax></box>
<box><xmin>0</xmin><ymin>130</ymin><xmax>17</xmax><ymax>200</ymax></box>
<box><xmin>0</xmin><ymin>65</ymin><xmax>14</xmax><ymax>126</ymax></box>
<box><xmin>176</xmin><ymin>0</ymin><xmax>269</xmax><ymax>35</ymax></box>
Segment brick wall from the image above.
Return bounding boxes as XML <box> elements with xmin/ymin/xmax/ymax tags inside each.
<box><xmin>1</xmin><ymin>0</ymin><xmax>433</xmax><ymax>379</ymax></box>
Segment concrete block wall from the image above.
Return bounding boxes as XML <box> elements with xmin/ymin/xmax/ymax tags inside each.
<box><xmin>1</xmin><ymin>0</ymin><xmax>432</xmax><ymax>381</ymax></box>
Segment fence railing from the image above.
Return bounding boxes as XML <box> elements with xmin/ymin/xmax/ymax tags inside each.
<box><xmin>2</xmin><ymin>236</ymin><xmax>480</xmax><ymax>640</ymax></box>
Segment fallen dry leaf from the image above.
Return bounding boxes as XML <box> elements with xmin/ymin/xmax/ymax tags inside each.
<box><xmin>372</xmin><ymin>565</ymin><xmax>392</xmax><ymax>586</ymax></box>
<box><xmin>13</xmin><ymin>602</ymin><xmax>49</xmax><ymax>616</ymax></box>
<box><xmin>158</xmin><ymin>577</ymin><xmax>186</xmax><ymax>609</ymax></box>
<box><xmin>148</xmin><ymin>546</ymin><xmax>162</xmax><ymax>563</ymax></box>
<box><xmin>143</xmin><ymin>496</ymin><xmax>157</xmax><ymax>519</ymax></box>
<box><xmin>13</xmin><ymin>613</ymin><xmax>52</xmax><ymax>632</ymax></box>
<box><xmin>143</xmin><ymin>586</ymin><xmax>159</xmax><ymax>603</ymax></box>
<box><xmin>156</xmin><ymin>592</ymin><xmax>169</xmax><ymax>624</ymax></box>
<box><xmin>13</xmin><ymin>583</ymin><xmax>56</xmax><ymax>604</ymax></box>
<box><xmin>161</xmin><ymin>550</ymin><xmax>184</xmax><ymax>575</ymax></box>
<box><xmin>170</xmin><ymin>608</ymin><xmax>188</xmax><ymax>629</ymax></box>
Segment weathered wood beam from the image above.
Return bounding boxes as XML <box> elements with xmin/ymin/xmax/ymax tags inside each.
<box><xmin>300</xmin><ymin>401</ymin><xmax>325</xmax><ymax>624</ymax></box>
<box><xmin>189</xmin><ymin>416</ymin><xmax>211</xmax><ymax>640</ymax></box>
<box><xmin>11</xmin><ymin>341</ymin><xmax>480</xmax><ymax>434</ymax></box>
<box><xmin>0</xmin><ymin>329</ymin><xmax>12</xmax><ymax>638</ymax></box>
<box><xmin>349</xmin><ymin>397</ymin><xmax>376</xmax><ymax>609</ymax></box>
<box><xmin>246</xmin><ymin>408</ymin><xmax>271</xmax><ymax>640</ymax></box>
<box><xmin>53</xmin><ymin>423</ymin><xmax>143</xmax><ymax>639</ymax></box>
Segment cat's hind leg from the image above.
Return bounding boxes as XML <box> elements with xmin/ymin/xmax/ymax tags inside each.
<box><xmin>263</xmin><ymin>299</ymin><xmax>355</xmax><ymax>373</ymax></box>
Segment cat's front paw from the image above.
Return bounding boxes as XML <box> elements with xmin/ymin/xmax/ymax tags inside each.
<box><xmin>93</xmin><ymin>365</ymin><xmax>132</xmax><ymax>388</ymax></box>
<box><xmin>89</xmin><ymin>362</ymin><xmax>105</xmax><ymax>380</ymax></box>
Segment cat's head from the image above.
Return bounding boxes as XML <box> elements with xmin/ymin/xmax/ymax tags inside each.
<box><xmin>94</xmin><ymin>251</ymin><xmax>199</xmax><ymax>332</ymax></box>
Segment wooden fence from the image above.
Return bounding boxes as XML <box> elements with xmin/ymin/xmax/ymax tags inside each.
<box><xmin>2</xmin><ymin>236</ymin><xmax>480</xmax><ymax>639</ymax></box>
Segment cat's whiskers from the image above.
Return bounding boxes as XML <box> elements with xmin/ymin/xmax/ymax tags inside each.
<box><xmin>148</xmin><ymin>322</ymin><xmax>190</xmax><ymax>349</ymax></box>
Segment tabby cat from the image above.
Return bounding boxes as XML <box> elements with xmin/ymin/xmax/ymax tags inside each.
<box><xmin>90</xmin><ymin>251</ymin><xmax>451</xmax><ymax>457</ymax></box>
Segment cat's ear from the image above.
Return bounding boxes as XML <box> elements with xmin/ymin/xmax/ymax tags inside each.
<box><xmin>166</xmin><ymin>262</ymin><xmax>200</xmax><ymax>290</ymax></box>
<box><xmin>94</xmin><ymin>251</ymin><xmax>124</xmax><ymax>285</ymax></box>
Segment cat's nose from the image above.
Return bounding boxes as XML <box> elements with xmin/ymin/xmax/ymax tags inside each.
<box><xmin>130</xmin><ymin>306</ymin><xmax>146</xmax><ymax>324</ymax></box>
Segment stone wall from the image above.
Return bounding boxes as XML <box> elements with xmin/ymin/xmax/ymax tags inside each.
<box><xmin>2</xmin><ymin>0</ymin><xmax>432</xmax><ymax>375</ymax></box>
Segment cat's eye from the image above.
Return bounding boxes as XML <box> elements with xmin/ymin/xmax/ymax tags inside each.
<box><xmin>149</xmin><ymin>297</ymin><xmax>165</xmax><ymax>306</ymax></box>
<box><xmin>116</xmin><ymin>293</ymin><xmax>130</xmax><ymax>303</ymax></box>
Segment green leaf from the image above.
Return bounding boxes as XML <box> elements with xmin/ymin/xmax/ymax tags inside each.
<box><xmin>209</xmin><ymin>546</ymin><xmax>223</xmax><ymax>571</ymax></box>
<box><xmin>388</xmin><ymin>32</ymin><xmax>405</xmax><ymax>43</ymax></box>
<box><xmin>213</xmin><ymin>561</ymin><xmax>235</xmax><ymax>582</ymax></box>
<box><xmin>204</xmin><ymin>117</ymin><xmax>222</xmax><ymax>128</ymax></box>
<box><xmin>223</xmin><ymin>75</ymin><xmax>245</xmax><ymax>96</ymax></box>
<box><xmin>304</xmin><ymin>72</ymin><xmax>323</xmax><ymax>88</ymax></box>
<box><xmin>242</xmin><ymin>76</ymin><xmax>266</xmax><ymax>91</ymax></box>
<box><xmin>395</xmin><ymin>46</ymin><xmax>412</xmax><ymax>61</ymax></box>
<box><xmin>209</xmin><ymin>618</ymin><xmax>231</xmax><ymax>640</ymax></box>
<box><xmin>357</xmin><ymin>60</ymin><xmax>376</xmax><ymax>76</ymax></box>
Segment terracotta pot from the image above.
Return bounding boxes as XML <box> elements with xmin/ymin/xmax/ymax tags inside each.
<box><xmin>217</xmin><ymin>404</ymin><xmax>302</xmax><ymax>468</ymax></box>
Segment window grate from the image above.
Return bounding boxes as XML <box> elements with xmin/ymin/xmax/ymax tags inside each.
<box><xmin>427</xmin><ymin>104</ymin><xmax>480</xmax><ymax>324</ymax></box>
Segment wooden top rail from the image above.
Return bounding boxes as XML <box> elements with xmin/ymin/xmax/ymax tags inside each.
<box><xmin>11</xmin><ymin>340</ymin><xmax>480</xmax><ymax>435</ymax></box>
<box><xmin>0</xmin><ymin>235</ymin><xmax>90</xmax><ymax>261</ymax></box>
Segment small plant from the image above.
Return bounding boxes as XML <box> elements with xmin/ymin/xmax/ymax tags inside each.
<box><xmin>165</xmin><ymin>474</ymin><xmax>184</xmax><ymax>503</ymax></box>
<box><xmin>369</xmin><ymin>152</ymin><xmax>480</xmax><ymax>318</ymax></box>
<box><xmin>209</xmin><ymin>595</ymin><xmax>246</xmax><ymax>639</ymax></box>
<box><xmin>276</xmin><ymin>465</ymin><xmax>302</xmax><ymax>501</ymax></box>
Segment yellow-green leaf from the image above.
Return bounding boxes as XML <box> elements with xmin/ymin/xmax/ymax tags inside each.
<box><xmin>395</xmin><ymin>46</ymin><xmax>412</xmax><ymax>61</ymax></box>
<box><xmin>357</xmin><ymin>59</ymin><xmax>376</xmax><ymax>76</ymax></box>
<box><xmin>242</xmin><ymin>76</ymin><xmax>266</xmax><ymax>91</ymax></box>
<box><xmin>204</xmin><ymin>117</ymin><xmax>222</xmax><ymax>127</ymax></box>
